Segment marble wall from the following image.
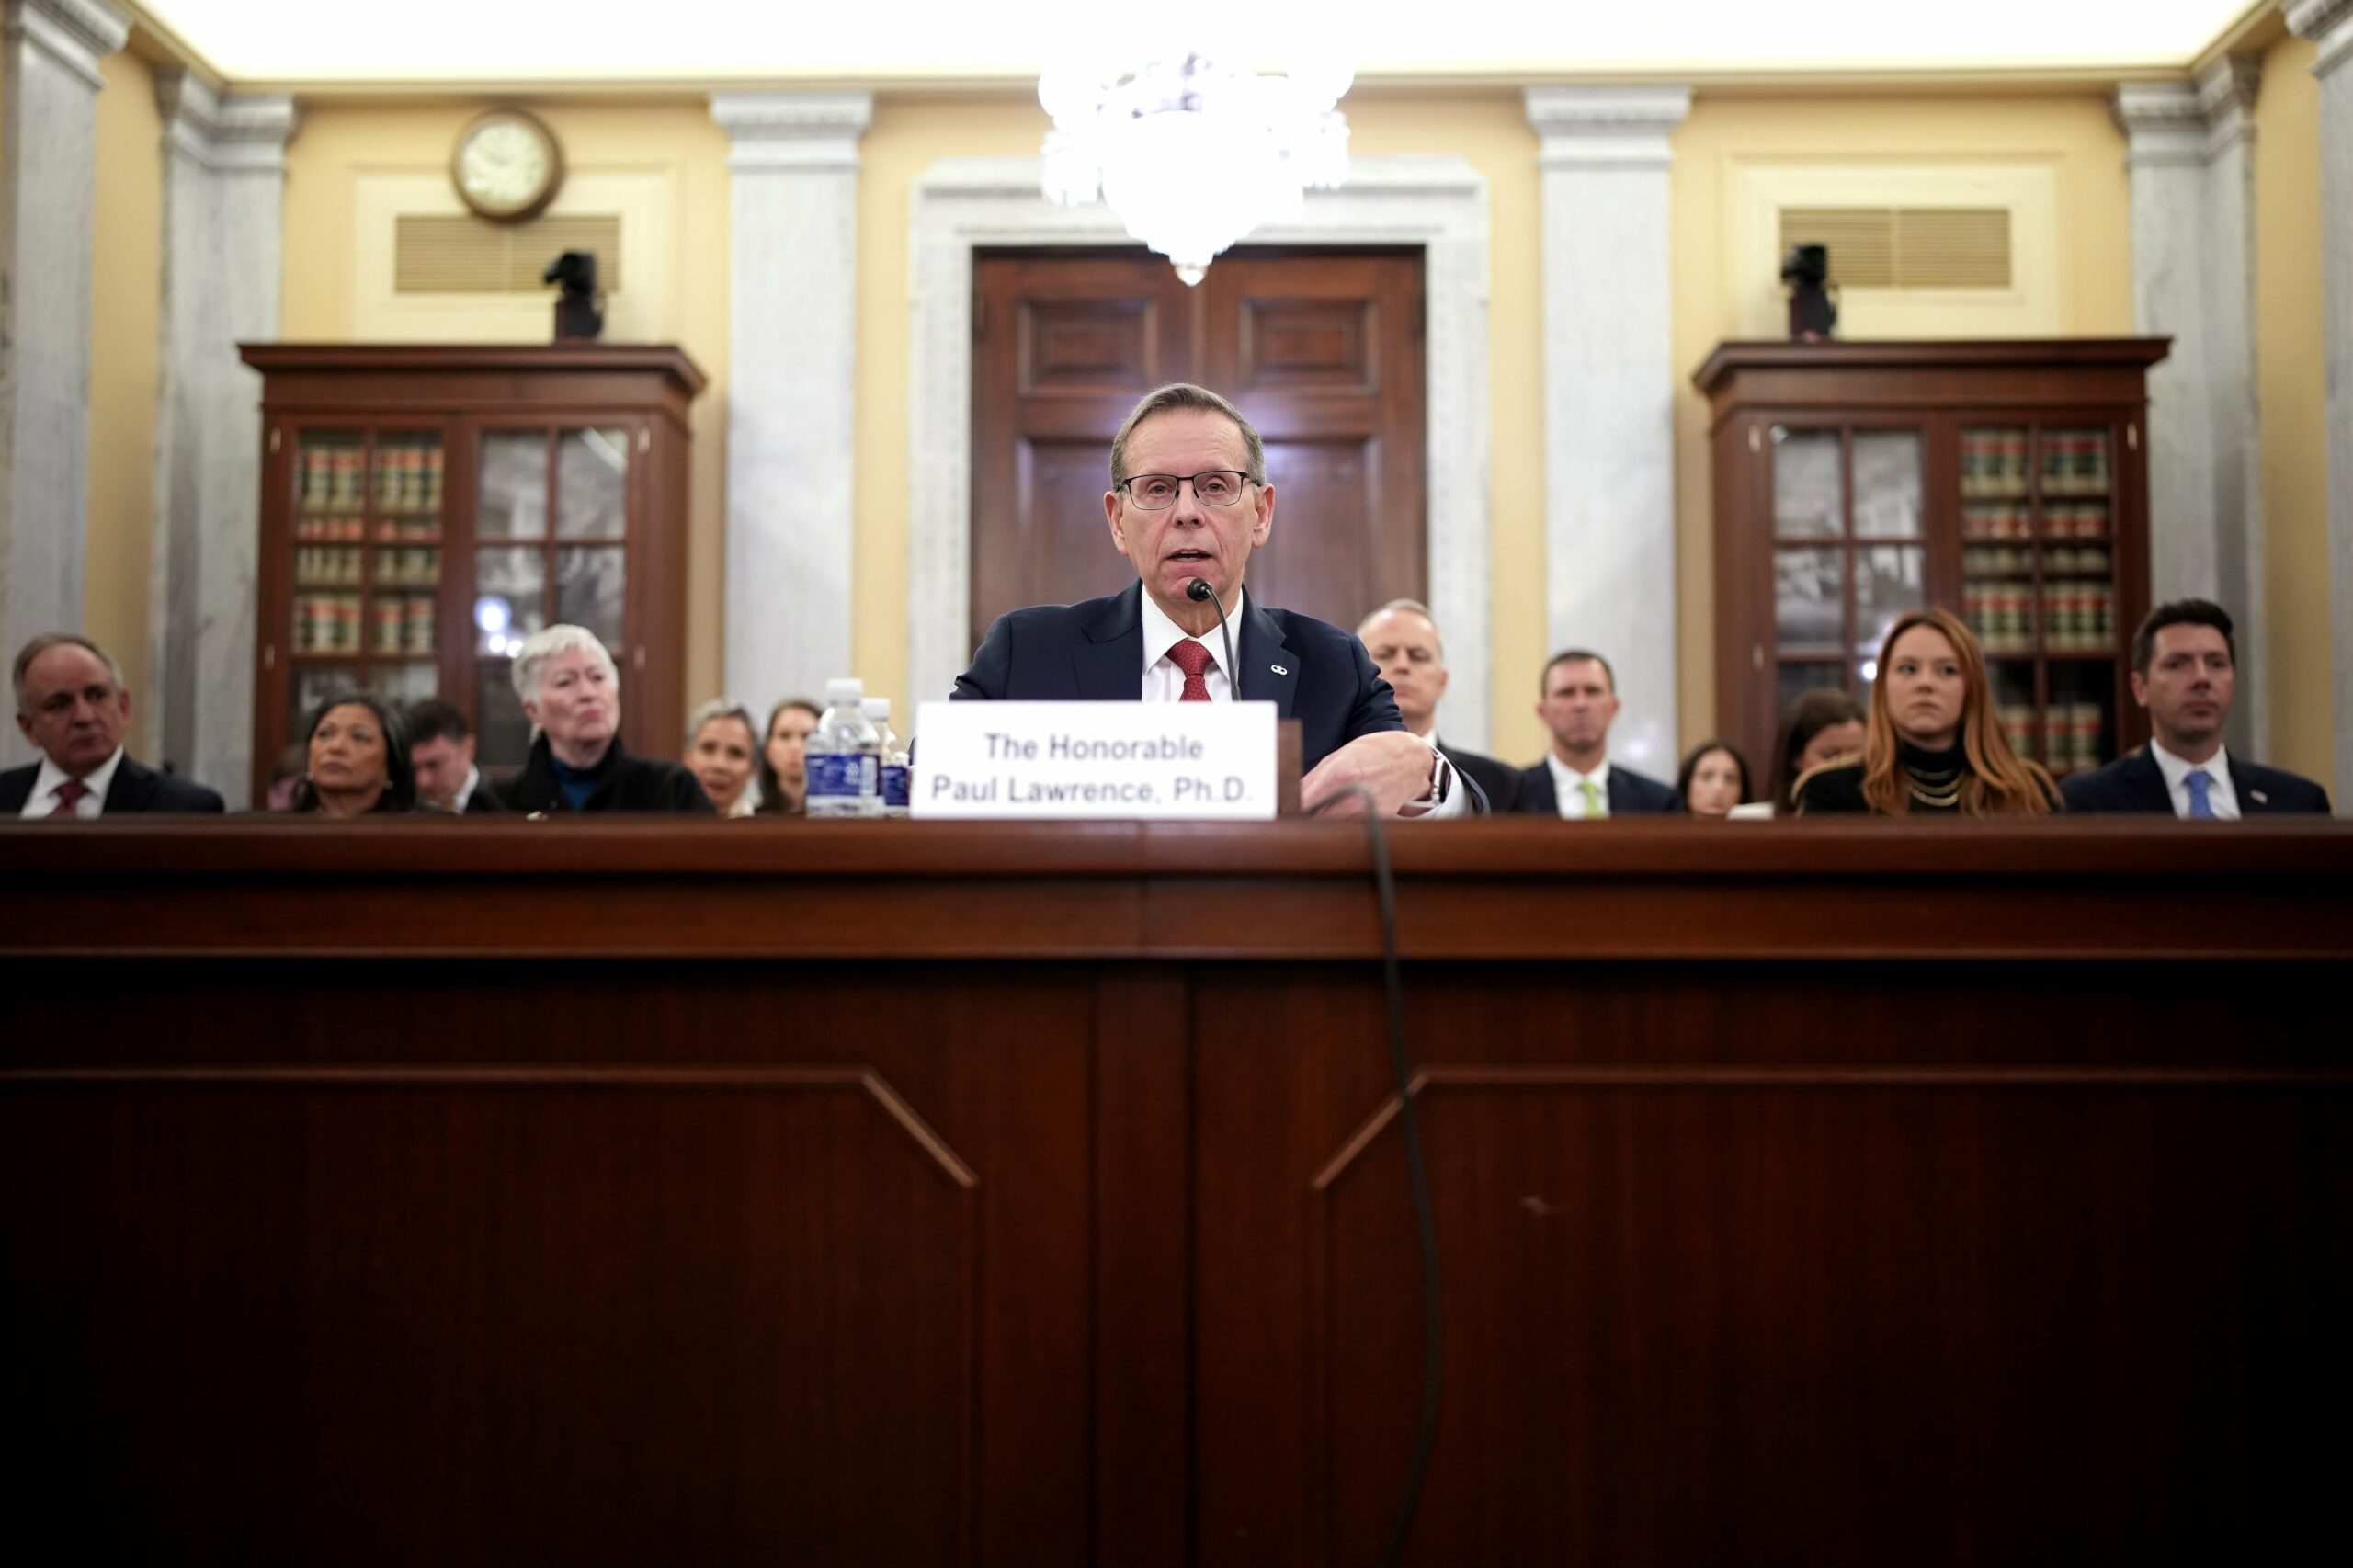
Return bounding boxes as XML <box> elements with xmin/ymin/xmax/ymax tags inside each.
<box><xmin>0</xmin><ymin>0</ymin><xmax>127</xmax><ymax>766</ymax></box>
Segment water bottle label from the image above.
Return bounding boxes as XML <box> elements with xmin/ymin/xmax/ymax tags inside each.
<box><xmin>881</xmin><ymin>763</ymin><xmax>909</xmax><ymax>809</ymax></box>
<box><xmin>808</xmin><ymin>754</ymin><xmax>865</xmax><ymax>799</ymax></box>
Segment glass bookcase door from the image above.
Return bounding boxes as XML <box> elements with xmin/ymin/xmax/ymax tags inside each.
<box><xmin>286</xmin><ymin>430</ymin><xmax>444</xmax><ymax>739</ymax></box>
<box><xmin>472</xmin><ymin>426</ymin><xmax>633</xmax><ymax>767</ymax></box>
<box><xmin>1768</xmin><ymin>426</ymin><xmax>1925</xmax><ymax>711</ymax></box>
<box><xmin>1961</xmin><ymin>425</ymin><xmax>2118</xmax><ymax>778</ymax></box>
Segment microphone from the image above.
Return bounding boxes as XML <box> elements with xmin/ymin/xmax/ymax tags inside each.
<box><xmin>1187</xmin><ymin>577</ymin><xmax>1240</xmax><ymax>702</ymax></box>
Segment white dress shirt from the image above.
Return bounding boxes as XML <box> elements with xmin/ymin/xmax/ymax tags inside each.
<box><xmin>2150</xmin><ymin>740</ymin><xmax>2242</xmax><ymax>821</ymax></box>
<box><xmin>1135</xmin><ymin>587</ymin><xmax>1460</xmax><ymax>816</ymax></box>
<box><xmin>1545</xmin><ymin>755</ymin><xmax>1613</xmax><ymax>820</ymax></box>
<box><xmin>1138</xmin><ymin>585</ymin><xmax>1244</xmax><ymax>700</ymax></box>
<box><xmin>453</xmin><ymin>764</ymin><xmax>485</xmax><ymax>813</ymax></box>
<box><xmin>19</xmin><ymin>746</ymin><xmax>126</xmax><ymax>819</ymax></box>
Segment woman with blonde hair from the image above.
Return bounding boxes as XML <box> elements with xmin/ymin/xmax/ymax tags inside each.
<box><xmin>1796</xmin><ymin>607</ymin><xmax>2057</xmax><ymax>817</ymax></box>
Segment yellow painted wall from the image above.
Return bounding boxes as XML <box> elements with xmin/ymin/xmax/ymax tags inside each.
<box><xmin>2254</xmin><ymin>31</ymin><xmax>2333</xmax><ymax>784</ymax></box>
<box><xmin>1668</xmin><ymin>92</ymin><xmax>2138</xmax><ymax>752</ymax></box>
<box><xmin>88</xmin><ymin>48</ymin><xmax>162</xmax><ymax>701</ymax></box>
<box><xmin>278</xmin><ymin>99</ymin><xmax>733</xmax><ymax>711</ymax></box>
<box><xmin>852</xmin><ymin>93</ymin><xmax>1045</xmax><ymax>728</ymax></box>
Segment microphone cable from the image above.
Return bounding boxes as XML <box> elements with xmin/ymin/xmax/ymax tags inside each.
<box><xmin>1311</xmin><ymin>782</ymin><xmax>1443</xmax><ymax>1568</ymax></box>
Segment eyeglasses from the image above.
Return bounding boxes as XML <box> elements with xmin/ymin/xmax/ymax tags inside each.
<box><xmin>1119</xmin><ymin>470</ymin><xmax>1255</xmax><ymax>510</ymax></box>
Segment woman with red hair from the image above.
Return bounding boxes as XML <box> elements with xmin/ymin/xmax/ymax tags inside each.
<box><xmin>1796</xmin><ymin>607</ymin><xmax>2058</xmax><ymax>817</ymax></box>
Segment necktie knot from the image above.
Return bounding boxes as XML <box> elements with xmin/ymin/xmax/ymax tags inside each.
<box><xmin>2186</xmin><ymin>767</ymin><xmax>2216</xmax><ymax>819</ymax></box>
<box><xmin>1576</xmin><ymin>778</ymin><xmax>1603</xmax><ymax>819</ymax></box>
<box><xmin>50</xmin><ymin>778</ymin><xmax>90</xmax><ymax>818</ymax></box>
<box><xmin>1167</xmin><ymin>638</ymin><xmax>1215</xmax><ymax>702</ymax></box>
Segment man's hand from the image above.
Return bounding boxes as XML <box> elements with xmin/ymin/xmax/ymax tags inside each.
<box><xmin>1302</xmin><ymin>731</ymin><xmax>1438</xmax><ymax>819</ymax></box>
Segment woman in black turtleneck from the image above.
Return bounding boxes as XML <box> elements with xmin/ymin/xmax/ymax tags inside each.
<box><xmin>489</xmin><ymin>624</ymin><xmax>714</xmax><ymax>815</ymax></box>
<box><xmin>1797</xmin><ymin>607</ymin><xmax>2059</xmax><ymax>818</ymax></box>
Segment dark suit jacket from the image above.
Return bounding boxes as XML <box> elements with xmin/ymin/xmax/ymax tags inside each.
<box><xmin>1511</xmin><ymin>757</ymin><xmax>1682</xmax><ymax>817</ymax></box>
<box><xmin>1436</xmin><ymin>740</ymin><xmax>1520</xmax><ymax>815</ymax></box>
<box><xmin>952</xmin><ymin>584</ymin><xmax>1404</xmax><ymax>772</ymax></box>
<box><xmin>0</xmin><ymin>754</ymin><xmax>225</xmax><ymax>815</ymax></box>
<box><xmin>2060</xmin><ymin>746</ymin><xmax>2332</xmax><ymax>816</ymax></box>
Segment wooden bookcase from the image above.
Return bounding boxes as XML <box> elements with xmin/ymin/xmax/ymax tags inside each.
<box><xmin>1694</xmin><ymin>339</ymin><xmax>2169</xmax><ymax>792</ymax></box>
<box><xmin>240</xmin><ymin>345</ymin><xmax>705</xmax><ymax>805</ymax></box>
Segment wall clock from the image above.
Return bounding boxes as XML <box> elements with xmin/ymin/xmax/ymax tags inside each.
<box><xmin>451</xmin><ymin>109</ymin><xmax>563</xmax><ymax>223</ymax></box>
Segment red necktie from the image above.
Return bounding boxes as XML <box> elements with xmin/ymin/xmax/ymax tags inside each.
<box><xmin>49</xmin><ymin>778</ymin><xmax>90</xmax><ymax>819</ymax></box>
<box><xmin>1167</xmin><ymin>638</ymin><xmax>1215</xmax><ymax>701</ymax></box>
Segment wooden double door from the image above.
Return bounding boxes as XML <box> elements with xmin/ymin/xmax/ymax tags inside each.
<box><xmin>972</xmin><ymin>247</ymin><xmax>1426</xmax><ymax>645</ymax></box>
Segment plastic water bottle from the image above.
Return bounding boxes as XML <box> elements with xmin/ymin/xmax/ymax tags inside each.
<box><xmin>807</xmin><ymin>678</ymin><xmax>880</xmax><ymax>820</ymax></box>
<box><xmin>863</xmin><ymin>698</ymin><xmax>910</xmax><ymax>819</ymax></box>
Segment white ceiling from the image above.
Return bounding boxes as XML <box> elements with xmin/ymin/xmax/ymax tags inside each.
<box><xmin>140</xmin><ymin>1</ymin><xmax>2256</xmax><ymax>85</ymax></box>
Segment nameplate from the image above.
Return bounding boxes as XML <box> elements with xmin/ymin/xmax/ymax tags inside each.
<box><xmin>913</xmin><ymin>701</ymin><xmax>1278</xmax><ymax>820</ymax></box>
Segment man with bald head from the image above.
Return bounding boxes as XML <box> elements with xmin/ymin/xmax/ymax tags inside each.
<box><xmin>4</xmin><ymin>634</ymin><xmax>224</xmax><ymax>817</ymax></box>
<box><xmin>1356</xmin><ymin>598</ymin><xmax>1518</xmax><ymax>812</ymax></box>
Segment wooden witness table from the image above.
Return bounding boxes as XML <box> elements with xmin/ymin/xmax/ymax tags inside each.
<box><xmin>4</xmin><ymin>818</ymin><xmax>2349</xmax><ymax>1565</ymax></box>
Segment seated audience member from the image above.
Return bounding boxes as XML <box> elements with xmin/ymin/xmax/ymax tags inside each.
<box><xmin>756</xmin><ymin>699</ymin><xmax>820</xmax><ymax>817</ymax></box>
<box><xmin>491</xmin><ymin>624</ymin><xmax>713</xmax><ymax>814</ymax></box>
<box><xmin>1798</xmin><ymin>608</ymin><xmax>2056</xmax><ymax>817</ymax></box>
<box><xmin>1733</xmin><ymin>688</ymin><xmax>1867</xmax><ymax>818</ymax></box>
<box><xmin>1514</xmin><ymin>649</ymin><xmax>1679</xmax><ymax>817</ymax></box>
<box><xmin>264</xmin><ymin>744</ymin><xmax>308</xmax><ymax>812</ymax></box>
<box><xmin>685</xmin><ymin>699</ymin><xmax>761</xmax><ymax>818</ymax></box>
<box><xmin>2062</xmin><ymin>599</ymin><xmax>2331</xmax><ymax>817</ymax></box>
<box><xmin>404</xmin><ymin>699</ymin><xmax>500</xmax><ymax>813</ymax></box>
<box><xmin>1677</xmin><ymin>740</ymin><xmax>1752</xmax><ymax>818</ymax></box>
<box><xmin>291</xmin><ymin>693</ymin><xmax>416</xmax><ymax>817</ymax></box>
<box><xmin>1356</xmin><ymin>597</ymin><xmax>1517</xmax><ymax>812</ymax></box>
<box><xmin>5</xmin><ymin>632</ymin><xmax>223</xmax><ymax>817</ymax></box>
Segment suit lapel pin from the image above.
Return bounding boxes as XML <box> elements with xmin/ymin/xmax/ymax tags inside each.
<box><xmin>1269</xmin><ymin>664</ymin><xmax>1289</xmax><ymax>676</ymax></box>
<box><xmin>2252</xmin><ymin>790</ymin><xmax>2268</xmax><ymax>805</ymax></box>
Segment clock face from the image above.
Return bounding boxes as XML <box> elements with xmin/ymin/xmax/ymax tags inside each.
<box><xmin>453</xmin><ymin>112</ymin><xmax>560</xmax><ymax>222</ymax></box>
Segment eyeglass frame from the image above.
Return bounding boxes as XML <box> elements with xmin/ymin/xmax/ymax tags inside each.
<box><xmin>1115</xmin><ymin>469</ymin><xmax>1260</xmax><ymax>511</ymax></box>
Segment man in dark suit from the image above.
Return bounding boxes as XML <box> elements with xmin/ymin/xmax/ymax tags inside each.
<box><xmin>6</xmin><ymin>632</ymin><xmax>224</xmax><ymax>817</ymax></box>
<box><xmin>1356</xmin><ymin>597</ymin><xmax>1516</xmax><ymax>813</ymax></box>
<box><xmin>2062</xmin><ymin>598</ymin><xmax>2331</xmax><ymax>817</ymax></box>
<box><xmin>1513</xmin><ymin>649</ymin><xmax>1680</xmax><ymax>818</ymax></box>
<box><xmin>953</xmin><ymin>383</ymin><xmax>1460</xmax><ymax>818</ymax></box>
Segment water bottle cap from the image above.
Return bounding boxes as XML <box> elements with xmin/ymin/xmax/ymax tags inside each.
<box><xmin>860</xmin><ymin>698</ymin><xmax>890</xmax><ymax>721</ymax></box>
<box><xmin>824</xmin><ymin>677</ymin><xmax>864</xmax><ymax>705</ymax></box>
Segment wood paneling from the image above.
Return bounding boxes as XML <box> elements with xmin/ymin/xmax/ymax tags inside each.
<box><xmin>971</xmin><ymin>248</ymin><xmax>1424</xmax><ymax>652</ymax></box>
<box><xmin>4</xmin><ymin>824</ymin><xmax>2348</xmax><ymax>1563</ymax></box>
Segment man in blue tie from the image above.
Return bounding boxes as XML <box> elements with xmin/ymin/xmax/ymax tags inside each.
<box><xmin>952</xmin><ymin>383</ymin><xmax>1461</xmax><ymax>817</ymax></box>
<box><xmin>2061</xmin><ymin>599</ymin><xmax>2331</xmax><ymax>817</ymax></box>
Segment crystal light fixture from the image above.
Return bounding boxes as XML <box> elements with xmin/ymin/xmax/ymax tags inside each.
<box><xmin>1040</xmin><ymin>46</ymin><xmax>1352</xmax><ymax>286</ymax></box>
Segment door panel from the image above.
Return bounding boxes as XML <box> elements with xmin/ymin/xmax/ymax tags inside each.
<box><xmin>972</xmin><ymin>247</ymin><xmax>1425</xmax><ymax>653</ymax></box>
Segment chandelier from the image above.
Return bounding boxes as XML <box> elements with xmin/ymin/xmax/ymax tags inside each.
<box><xmin>1040</xmin><ymin>48</ymin><xmax>1353</xmax><ymax>286</ymax></box>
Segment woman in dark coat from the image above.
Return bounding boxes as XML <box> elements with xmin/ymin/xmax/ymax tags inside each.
<box><xmin>492</xmin><ymin>625</ymin><xmax>714</xmax><ymax>814</ymax></box>
<box><xmin>291</xmin><ymin>692</ymin><xmax>418</xmax><ymax>816</ymax></box>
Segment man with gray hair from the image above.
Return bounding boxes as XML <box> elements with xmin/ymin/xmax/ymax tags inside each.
<box><xmin>954</xmin><ymin>382</ymin><xmax>1462</xmax><ymax>817</ymax></box>
<box><xmin>1355</xmin><ymin>599</ymin><xmax>1518</xmax><ymax>813</ymax></box>
<box><xmin>4</xmin><ymin>633</ymin><xmax>223</xmax><ymax>817</ymax></box>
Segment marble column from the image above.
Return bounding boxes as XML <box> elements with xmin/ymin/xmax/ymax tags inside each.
<box><xmin>1525</xmin><ymin>86</ymin><xmax>1690</xmax><ymax>777</ymax></box>
<box><xmin>147</xmin><ymin>71</ymin><xmax>297</xmax><ymax>796</ymax></box>
<box><xmin>2115</xmin><ymin>60</ymin><xmax>2269</xmax><ymax>757</ymax></box>
<box><xmin>2288</xmin><ymin>0</ymin><xmax>2353</xmax><ymax>805</ymax></box>
<box><xmin>709</xmin><ymin>91</ymin><xmax>870</xmax><ymax>722</ymax></box>
<box><xmin>0</xmin><ymin>0</ymin><xmax>128</xmax><ymax>765</ymax></box>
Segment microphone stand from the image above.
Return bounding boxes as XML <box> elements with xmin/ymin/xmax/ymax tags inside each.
<box><xmin>1186</xmin><ymin>577</ymin><xmax>1241</xmax><ymax>700</ymax></box>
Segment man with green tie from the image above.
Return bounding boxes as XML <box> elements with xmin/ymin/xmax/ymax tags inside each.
<box><xmin>1513</xmin><ymin>649</ymin><xmax>1680</xmax><ymax>818</ymax></box>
